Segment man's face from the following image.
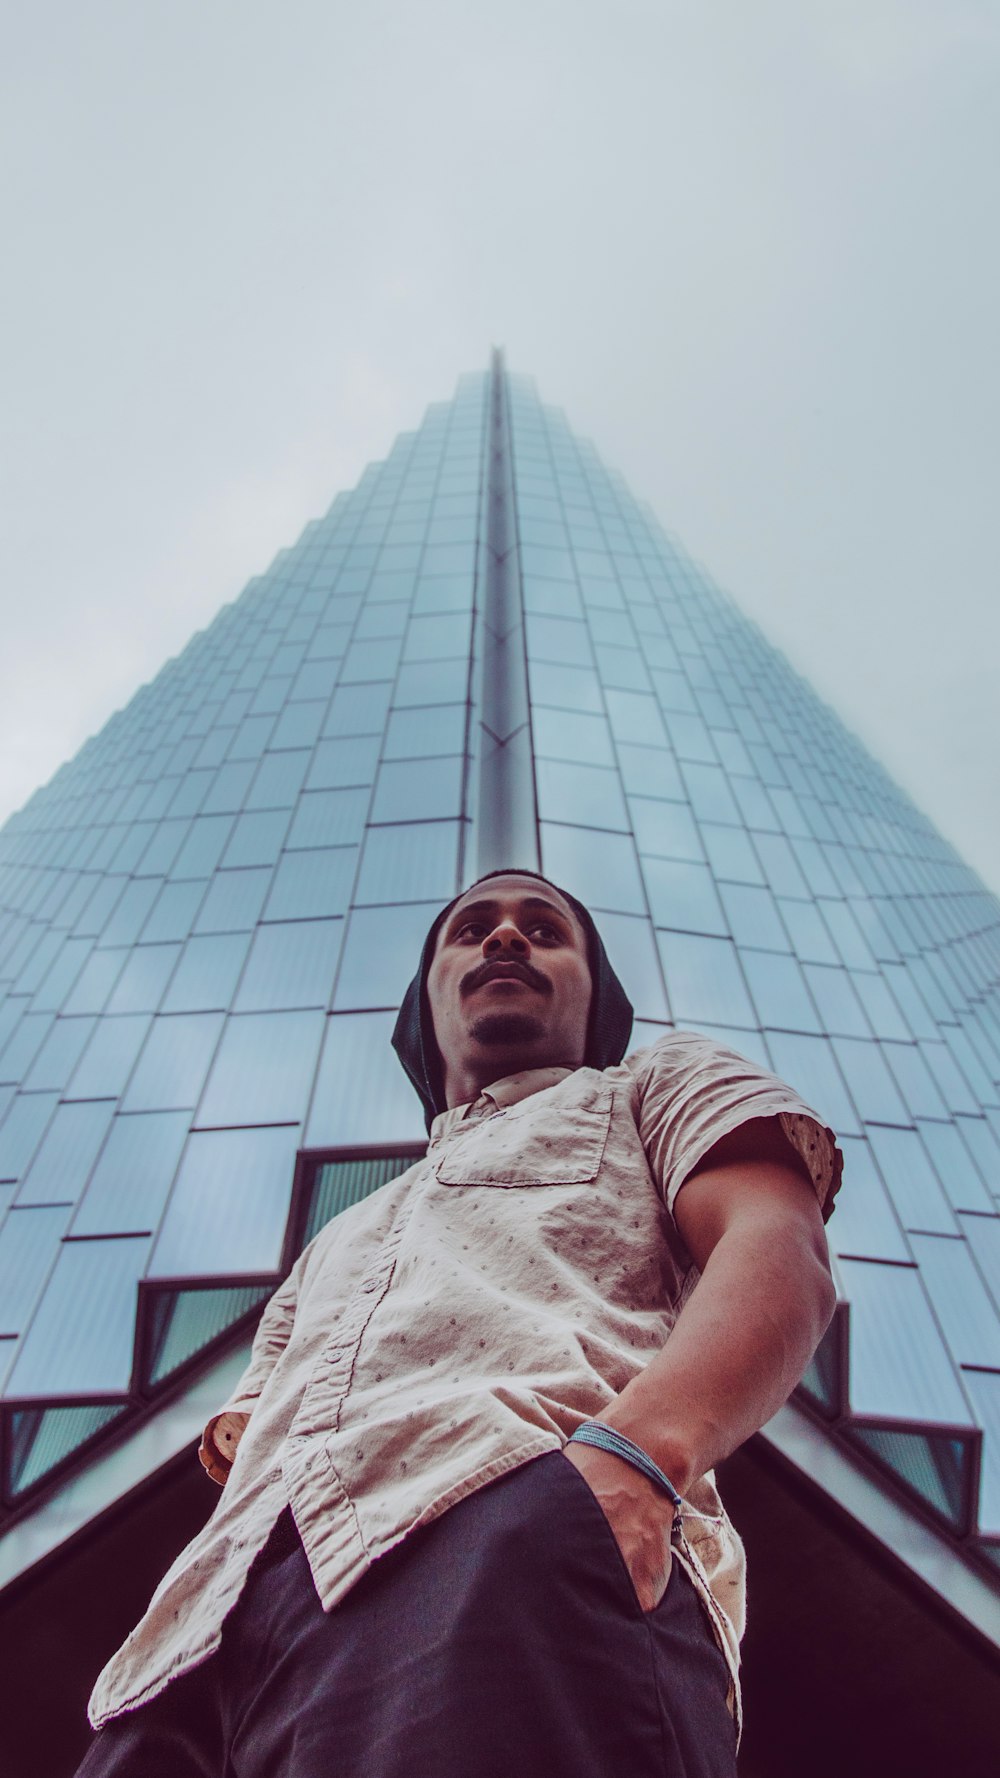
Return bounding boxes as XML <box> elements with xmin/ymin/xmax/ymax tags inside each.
<box><xmin>426</xmin><ymin>873</ymin><xmax>593</xmax><ymax>1105</ymax></box>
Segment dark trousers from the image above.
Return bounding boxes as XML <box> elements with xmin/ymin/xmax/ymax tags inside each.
<box><xmin>77</xmin><ymin>1451</ymin><xmax>738</xmax><ymax>1777</ymax></box>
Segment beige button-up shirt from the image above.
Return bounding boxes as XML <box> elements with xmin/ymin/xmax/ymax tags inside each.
<box><xmin>90</xmin><ymin>1031</ymin><xmax>841</xmax><ymax>1734</ymax></box>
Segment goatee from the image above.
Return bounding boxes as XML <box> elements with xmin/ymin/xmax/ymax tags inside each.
<box><xmin>469</xmin><ymin>1012</ymin><xmax>546</xmax><ymax>1048</ymax></box>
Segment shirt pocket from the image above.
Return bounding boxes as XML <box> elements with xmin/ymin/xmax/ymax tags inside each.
<box><xmin>435</xmin><ymin>1078</ymin><xmax>613</xmax><ymax>1187</ymax></box>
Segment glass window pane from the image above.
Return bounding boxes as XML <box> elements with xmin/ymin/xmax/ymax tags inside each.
<box><xmin>122</xmin><ymin>1014</ymin><xmax>225</xmax><ymax>1112</ymax></box>
<box><xmin>801</xmin><ymin>966</ymin><xmax>871</xmax><ymax>1037</ymax></box>
<box><xmin>263</xmin><ymin>848</ymin><xmax>358</xmax><ymax>922</ymax></box>
<box><xmin>0</xmin><ymin>1205</ymin><xmax>69</xmax><ymax>1335</ymax></box>
<box><xmin>72</xmin><ymin>1110</ymin><xmax>191</xmax><ymax>1236</ymax></box>
<box><xmin>305</xmin><ymin>735</ymin><xmax>381</xmax><ymax>789</ymax></box>
<box><xmin>6</xmin><ymin>1234</ymin><xmax>149</xmax><ymax>1397</ymax></box>
<box><xmin>140</xmin><ymin>880</ymin><xmax>207</xmax><ymax>945</ymax></box>
<box><xmin>539</xmin><ymin>823</ymin><xmax>646</xmax><ymax>916</ymax></box>
<box><xmin>382</xmin><ymin>705</ymin><xmax>467</xmax><ymax>762</ymax></box>
<box><xmin>615</xmin><ymin>745</ymin><xmax>685</xmax><ymax>801</ymax></box>
<box><xmin>245</xmin><ymin>750</ymin><xmax>311</xmax><ymax>810</ymax></box>
<box><xmin>718</xmin><ymin>884</ymin><xmax>790</xmax><ymax>952</ymax></box>
<box><xmin>234</xmin><ymin>921</ymin><xmax>344</xmax><ymax>1012</ymax></box>
<box><xmin>321</xmin><ymin>682</ymin><xmax>392</xmax><ymax>738</ymax></box>
<box><xmin>739</xmin><ymin>950</ymin><xmax>822</xmax><ymax>1033</ymax></box>
<box><xmin>865</xmin><ymin>1126</ymin><xmax>957</xmax><ymax>1233</ymax></box>
<box><xmin>630</xmin><ymin>798</ymin><xmax>702</xmax><ymax>861</ymax></box>
<box><xmin>101</xmin><ymin>879</ymin><xmax>162</xmax><ymax>946</ymax></box>
<box><xmin>169</xmin><ymin>814</ymin><xmax>235</xmax><ymax>880</ymax></box>
<box><xmin>105</xmin><ymin>945</ymin><xmax>181</xmax><ymax>1015</ymax></box>
<box><xmin>536</xmin><ymin>761</ymin><xmax>629</xmax><ymax>833</ymax></box>
<box><xmin>922</xmin><ymin>1121</ymin><xmax>994</xmax><ymax>1213</ymax></box>
<box><xmin>17</xmin><ymin>1100</ymin><xmax>117</xmax><ymax>1206</ymax></box>
<box><xmin>22</xmin><ymin>1017</ymin><xmax>97</xmax><ymax>1091</ymax></box>
<box><xmin>65</xmin><ymin>1015</ymin><xmax>152</xmax><ymax>1099</ymax></box>
<box><xmin>286</xmin><ymin>789</ymin><xmax>369</xmax><ymax>850</ymax></box>
<box><xmin>837</xmin><ymin>1255</ymin><xmax>971</xmax><ymax>1424</ymax></box>
<box><xmin>532</xmin><ymin>708</ymin><xmax>614</xmax><ymax>768</ymax></box>
<box><xmin>753</xmin><ymin>832</ymin><xmax>810</xmax><ymax>897</ymax></box>
<box><xmin>149</xmin><ymin>1125</ymin><xmax>299</xmax><ymax>1278</ymax></box>
<box><xmin>699</xmin><ymin>824</ymin><xmax>765</xmax><ymax>886</ymax></box>
<box><xmin>529</xmin><ymin>661</ymin><xmax>604</xmax><ymax>714</ymax></box>
<box><xmin>195</xmin><ymin>1010</ymin><xmax>325</xmax><ymax>1127</ymax></box>
<box><xmin>910</xmin><ymin>1232</ymin><xmax>1000</xmax><ymax>1368</ymax></box>
<box><xmin>526</xmin><ymin>615</ymin><xmax>593</xmax><ymax>667</ymax></box>
<box><xmin>354</xmin><ymin>823</ymin><xmax>461</xmax><ymax>906</ymax></box>
<box><xmin>304</xmin><ymin>1012</ymin><xmax>428</xmax><ymax>1149</ymax></box>
<box><xmin>202</xmin><ymin>761</ymin><xmax>256</xmax><ymax>814</ymax></box>
<box><xmin>820</xmin><ymin>901</ymin><xmax>876</xmax><ymax>971</ymax></box>
<box><xmin>370</xmin><ymin>758</ymin><xmax>464</xmax><ymax>824</ymax></box>
<box><xmin>595</xmin><ymin>911</ymin><xmax>669</xmax><ymax>1024</ymax></box>
<box><xmin>404</xmin><ymin>613</ymin><xmax>473</xmax><ymax>662</ymax></box>
<box><xmin>643</xmin><ymin>859</ymin><xmax>728</xmax><ymax>937</ymax></box>
<box><xmin>340</xmin><ymin>638</ymin><xmax>403</xmax><ymax>683</ymax></box>
<box><xmin>221</xmin><ymin>809</ymin><xmax>291</xmax><ymax>869</ymax></box>
<box><xmin>195</xmin><ymin>868</ymin><xmax>273</xmax><ymax>934</ymax></box>
<box><xmin>0</xmin><ymin>1093</ymin><xmax>60</xmax><ymax>1184</ymax></box>
<box><xmin>604</xmin><ymin>689</ymin><xmax>669</xmax><ymax>748</ymax></box>
<box><xmin>393</xmin><ymin>660</ymin><xmax>470</xmax><ymax>707</ymax></box>
<box><xmin>161</xmin><ymin>933</ymin><xmax>252</xmax><ymax>1014</ymax></box>
<box><xmin>831</xmin><ymin>1038</ymin><xmax>911</xmax><ymax>1127</ymax></box>
<box><xmin>269</xmin><ymin>703</ymin><xmax>326</xmax><ymax>749</ymax></box>
<box><xmin>777</xmin><ymin>898</ymin><xmax>840</xmax><ymax>965</ymax></box>
<box><xmin>62</xmin><ymin>949</ymin><xmax>128</xmax><ymax>1016</ymax></box>
<box><xmin>333</xmin><ymin>903</ymin><xmax>442</xmax><ymax>1011</ymax></box>
<box><xmin>655</xmin><ymin>932</ymin><xmax>755</xmax><ymax>1028</ymax></box>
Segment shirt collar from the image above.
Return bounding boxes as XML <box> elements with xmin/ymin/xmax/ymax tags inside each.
<box><xmin>429</xmin><ymin>1066</ymin><xmax>573</xmax><ymax>1145</ymax></box>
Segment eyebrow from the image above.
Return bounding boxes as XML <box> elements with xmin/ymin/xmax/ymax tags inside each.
<box><xmin>445</xmin><ymin>896</ymin><xmax>573</xmax><ymax>929</ymax></box>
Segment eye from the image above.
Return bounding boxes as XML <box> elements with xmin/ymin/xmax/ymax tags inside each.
<box><xmin>527</xmin><ymin>921</ymin><xmax>562</xmax><ymax>942</ymax></box>
<box><xmin>453</xmin><ymin>920</ymin><xmax>488</xmax><ymax>941</ymax></box>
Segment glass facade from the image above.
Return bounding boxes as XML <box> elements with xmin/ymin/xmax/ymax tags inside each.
<box><xmin>0</xmin><ymin>359</ymin><xmax>999</xmax><ymax>1576</ymax></box>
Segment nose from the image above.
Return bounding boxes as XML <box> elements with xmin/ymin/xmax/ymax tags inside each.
<box><xmin>482</xmin><ymin>920</ymin><xmax>529</xmax><ymax>957</ymax></box>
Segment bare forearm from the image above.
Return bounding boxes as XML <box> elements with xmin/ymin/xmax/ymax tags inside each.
<box><xmin>602</xmin><ymin>1201</ymin><xmax>836</xmax><ymax>1493</ymax></box>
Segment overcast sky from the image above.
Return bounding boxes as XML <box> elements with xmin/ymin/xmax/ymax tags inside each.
<box><xmin>2</xmin><ymin>1</ymin><xmax>998</xmax><ymax>896</ymax></box>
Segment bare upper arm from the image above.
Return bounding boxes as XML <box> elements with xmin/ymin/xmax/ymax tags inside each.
<box><xmin>673</xmin><ymin>1115</ymin><xmax>833</xmax><ymax>1277</ymax></box>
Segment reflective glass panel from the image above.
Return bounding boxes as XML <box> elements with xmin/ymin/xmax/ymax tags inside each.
<box><xmin>630</xmin><ymin>798</ymin><xmax>702</xmax><ymax>862</ymax></box>
<box><xmin>909</xmin><ymin>1232</ymin><xmax>1000</xmax><ymax>1369</ymax></box>
<box><xmin>883</xmin><ymin>1043</ymin><xmax>950</xmax><ymax>1121</ymax></box>
<box><xmin>643</xmin><ymin>859</ymin><xmax>728</xmax><ymax>937</ymax></box>
<box><xmin>235</xmin><ymin>921</ymin><xmax>344</xmax><ymax>1012</ymax></box>
<box><xmin>196</xmin><ymin>1010</ymin><xmax>325</xmax><ymax>1128</ymax></box>
<box><xmin>305</xmin><ymin>1012</ymin><xmax>427</xmax><ymax>1149</ymax></box>
<box><xmin>22</xmin><ymin>1017</ymin><xmax>97</xmax><ymax>1091</ymax></box>
<box><xmin>263</xmin><ymin>848</ymin><xmax>357</xmax><ymax>922</ymax></box>
<box><xmin>370</xmin><ymin>758</ymin><xmax>464</xmax><ymax>824</ymax></box>
<box><xmin>221</xmin><ymin>810</ymin><xmax>291</xmax><ymax>869</ymax></box>
<box><xmin>831</xmin><ymin>1039</ymin><xmax>912</xmax><ymax>1127</ymax></box>
<box><xmin>245</xmin><ymin>751</ymin><xmax>311</xmax><ymax>811</ymax></box>
<box><xmin>822</xmin><ymin>1135</ymin><xmax>910</xmax><ymax>1262</ymax></box>
<box><xmin>354</xmin><ymin>823</ymin><xmax>461</xmax><ymax>906</ymax></box>
<box><xmin>105</xmin><ymin>945</ymin><xmax>181</xmax><ymax>1015</ymax></box>
<box><xmin>306</xmin><ymin>734</ymin><xmax>381</xmax><ymax>789</ymax></box>
<box><xmin>5</xmin><ymin>1234</ymin><xmax>150</xmax><ymax>1398</ymax></box>
<box><xmin>161</xmin><ymin>933</ymin><xmax>252</xmax><ymax>1014</ymax></box>
<box><xmin>169</xmin><ymin>815</ymin><xmax>234</xmax><ymax>881</ymax></box>
<box><xmin>595</xmin><ymin>911</ymin><xmax>669</xmax><ymax>1023</ymax></box>
<box><xmin>802</xmin><ymin>967</ymin><xmax>871</xmax><ymax>1038</ymax></box>
<box><xmin>922</xmin><ymin>1121</ymin><xmax>994</xmax><ymax>1214</ymax></box>
<box><xmin>615</xmin><ymin>746</ymin><xmax>684</xmax><ymax>801</ymax></box>
<box><xmin>122</xmin><ymin>1014</ymin><xmax>225</xmax><ymax>1112</ymax></box>
<box><xmin>536</xmin><ymin>761</ymin><xmax>629</xmax><ymax>833</ymax></box>
<box><xmin>140</xmin><ymin>880</ymin><xmax>206</xmax><ymax>945</ymax></box>
<box><xmin>333</xmin><ymin>903</ymin><xmax>442</xmax><ymax>1010</ymax></box>
<box><xmin>0</xmin><ymin>1205</ymin><xmax>70</xmax><ymax>1335</ymax></box>
<box><xmin>17</xmin><ymin>1100</ymin><xmax>116</xmax><ymax>1206</ymax></box>
<box><xmin>394</xmin><ymin>660</ymin><xmax>469</xmax><ymax>707</ymax></box>
<box><xmin>532</xmin><ymin>708</ymin><xmax>615</xmax><ymax>769</ymax></box>
<box><xmin>194</xmin><ymin>868</ymin><xmax>273</xmax><ymax>934</ymax></box>
<box><xmin>539</xmin><ymin>823</ymin><xmax>645</xmax><ymax>916</ymax></box>
<box><xmin>286</xmin><ymin>789</ymin><xmax>369</xmax><ymax>850</ymax></box>
<box><xmin>72</xmin><ymin>1110</ymin><xmax>191</xmax><ymax>1236</ymax></box>
<box><xmin>656</xmin><ymin>932</ymin><xmax>756</xmax><ymax>1029</ymax></box>
<box><xmin>322</xmin><ymin>682</ymin><xmax>392</xmax><ymax>738</ymax></box>
<box><xmin>382</xmin><ymin>705</ymin><xmax>467</xmax><ymax>762</ymax></box>
<box><xmin>739</xmin><ymin>950</ymin><xmax>822</xmax><ymax>1034</ymax></box>
<box><xmin>529</xmin><ymin>661</ymin><xmax>604</xmax><ymax>714</ymax></box>
<box><xmin>149</xmin><ymin>1125</ymin><xmax>300</xmax><ymax>1278</ymax></box>
<box><xmin>65</xmin><ymin>1015</ymin><xmax>152</xmax><ymax>1100</ymax></box>
<box><xmin>0</xmin><ymin>1093</ymin><xmax>59</xmax><ymax>1184</ymax></box>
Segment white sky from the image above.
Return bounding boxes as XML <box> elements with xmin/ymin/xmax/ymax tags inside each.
<box><xmin>2</xmin><ymin>2</ymin><xmax>998</xmax><ymax>893</ymax></box>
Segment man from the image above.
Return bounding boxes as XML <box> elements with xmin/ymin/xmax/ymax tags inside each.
<box><xmin>80</xmin><ymin>868</ymin><xmax>841</xmax><ymax>1777</ymax></box>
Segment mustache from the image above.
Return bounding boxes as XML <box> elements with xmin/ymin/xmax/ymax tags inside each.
<box><xmin>460</xmin><ymin>958</ymin><xmax>553</xmax><ymax>998</ymax></box>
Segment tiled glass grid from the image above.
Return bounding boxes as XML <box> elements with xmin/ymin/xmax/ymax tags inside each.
<box><xmin>1</xmin><ymin>363</ymin><xmax>1000</xmax><ymax>1554</ymax></box>
<box><xmin>506</xmin><ymin>371</ymin><xmax>1000</xmax><ymax>1537</ymax></box>
<box><xmin>0</xmin><ymin>373</ymin><xmax>486</xmax><ymax>1488</ymax></box>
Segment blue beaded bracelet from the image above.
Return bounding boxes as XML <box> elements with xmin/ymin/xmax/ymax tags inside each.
<box><xmin>567</xmin><ymin>1421</ymin><xmax>684</xmax><ymax>1510</ymax></box>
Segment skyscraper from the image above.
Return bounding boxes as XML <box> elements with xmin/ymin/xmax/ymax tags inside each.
<box><xmin>2</xmin><ymin>357</ymin><xmax>999</xmax><ymax>1773</ymax></box>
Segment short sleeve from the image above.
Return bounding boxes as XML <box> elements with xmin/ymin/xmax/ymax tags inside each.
<box><xmin>628</xmin><ymin>1031</ymin><xmax>843</xmax><ymax>1223</ymax></box>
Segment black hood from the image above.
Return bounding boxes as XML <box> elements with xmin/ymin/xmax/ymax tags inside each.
<box><xmin>391</xmin><ymin>870</ymin><xmax>635</xmax><ymax>1131</ymax></box>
